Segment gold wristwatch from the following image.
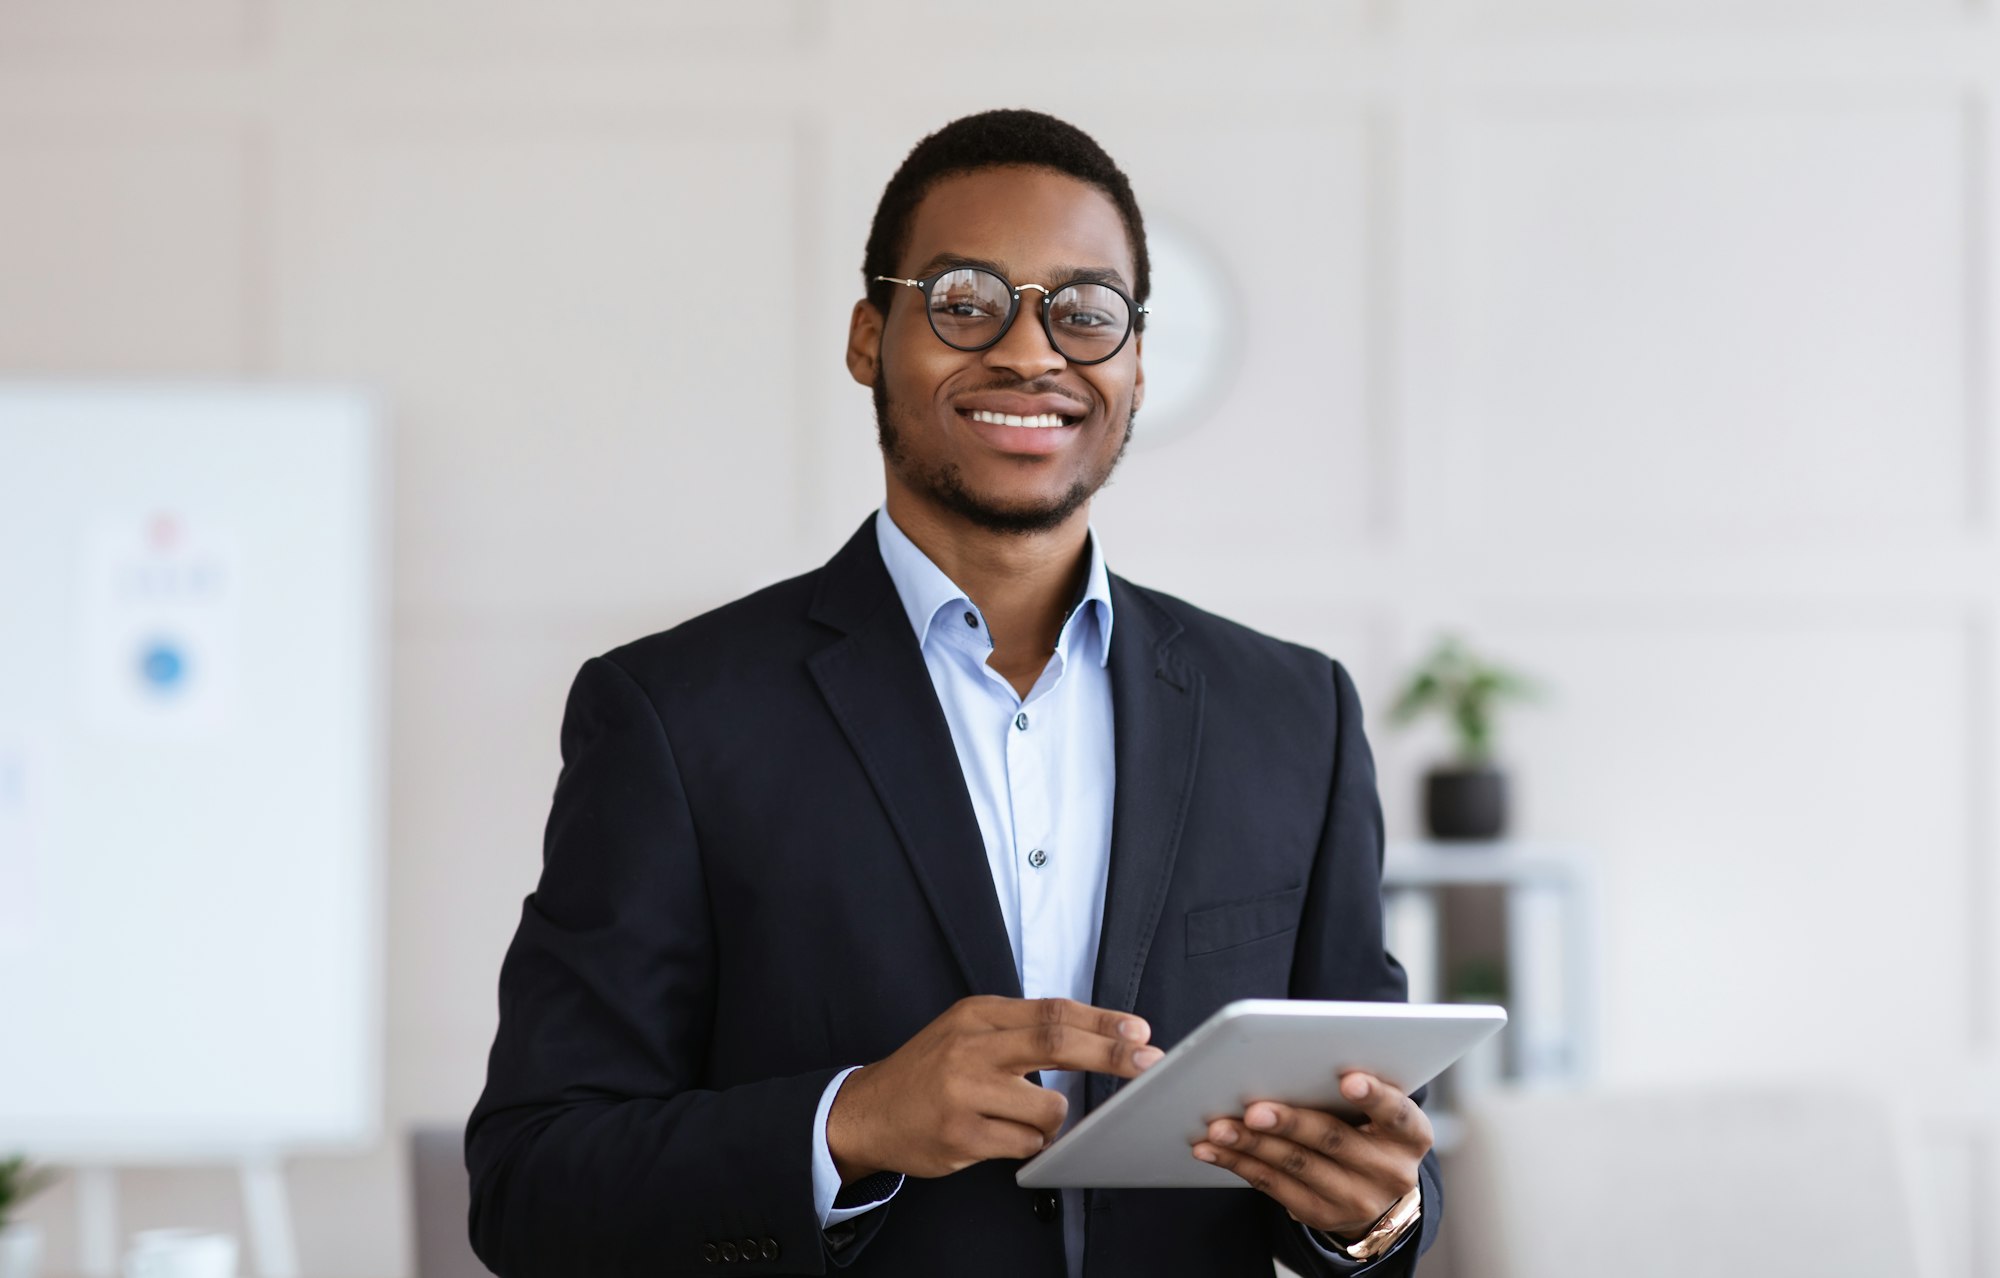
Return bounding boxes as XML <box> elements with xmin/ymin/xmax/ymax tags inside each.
<box><xmin>1316</xmin><ymin>1184</ymin><xmax>1422</xmax><ymax>1262</ymax></box>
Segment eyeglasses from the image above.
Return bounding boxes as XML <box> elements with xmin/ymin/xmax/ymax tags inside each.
<box><xmin>873</xmin><ymin>266</ymin><xmax>1147</xmax><ymax>366</ymax></box>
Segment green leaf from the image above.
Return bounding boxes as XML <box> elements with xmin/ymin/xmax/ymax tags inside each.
<box><xmin>0</xmin><ymin>1156</ymin><xmax>58</xmax><ymax>1227</ymax></box>
<box><xmin>1387</xmin><ymin>632</ymin><xmax>1544</xmax><ymax>763</ymax></box>
<box><xmin>1389</xmin><ymin>671</ymin><xmax>1439</xmax><ymax>721</ymax></box>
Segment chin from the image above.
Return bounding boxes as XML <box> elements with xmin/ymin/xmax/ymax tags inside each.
<box><xmin>929</xmin><ymin>472</ymin><xmax>1097</xmax><ymax>536</ymax></box>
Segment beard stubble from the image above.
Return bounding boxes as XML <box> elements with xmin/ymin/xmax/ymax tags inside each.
<box><xmin>872</xmin><ymin>374</ymin><xmax>1136</xmax><ymax>537</ymax></box>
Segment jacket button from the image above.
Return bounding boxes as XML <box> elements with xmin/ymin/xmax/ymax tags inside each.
<box><xmin>760</xmin><ymin>1237</ymin><xmax>780</xmax><ymax>1259</ymax></box>
<box><xmin>701</xmin><ymin>1242</ymin><xmax>718</xmax><ymax>1263</ymax></box>
<box><xmin>1032</xmin><ymin>1189</ymin><xmax>1058</xmax><ymax>1222</ymax></box>
<box><xmin>720</xmin><ymin>1242</ymin><xmax>739</xmax><ymax>1262</ymax></box>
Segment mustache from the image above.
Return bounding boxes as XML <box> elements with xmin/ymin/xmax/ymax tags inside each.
<box><xmin>954</xmin><ymin>378</ymin><xmax>1092</xmax><ymax>412</ymax></box>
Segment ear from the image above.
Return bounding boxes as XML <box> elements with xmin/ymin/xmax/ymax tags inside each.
<box><xmin>1130</xmin><ymin>332</ymin><xmax>1145</xmax><ymax>415</ymax></box>
<box><xmin>846</xmin><ymin>298</ymin><xmax>885</xmax><ymax>388</ymax></box>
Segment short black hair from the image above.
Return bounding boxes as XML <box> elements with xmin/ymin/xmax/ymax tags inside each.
<box><xmin>862</xmin><ymin>108</ymin><xmax>1149</xmax><ymax>329</ymax></box>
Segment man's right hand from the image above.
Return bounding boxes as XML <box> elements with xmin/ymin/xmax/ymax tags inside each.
<box><xmin>826</xmin><ymin>996</ymin><xmax>1162</xmax><ymax>1181</ymax></box>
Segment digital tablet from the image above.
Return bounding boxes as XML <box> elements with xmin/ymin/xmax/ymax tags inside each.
<box><xmin>1015</xmin><ymin>999</ymin><xmax>1506</xmax><ymax>1189</ymax></box>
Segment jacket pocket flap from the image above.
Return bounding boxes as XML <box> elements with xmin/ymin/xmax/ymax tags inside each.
<box><xmin>1185</xmin><ymin>884</ymin><xmax>1307</xmax><ymax>957</ymax></box>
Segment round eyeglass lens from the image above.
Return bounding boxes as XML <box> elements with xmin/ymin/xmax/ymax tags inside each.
<box><xmin>1046</xmin><ymin>283</ymin><xmax>1131</xmax><ymax>363</ymax></box>
<box><xmin>925</xmin><ymin>268</ymin><xmax>1013</xmax><ymax>350</ymax></box>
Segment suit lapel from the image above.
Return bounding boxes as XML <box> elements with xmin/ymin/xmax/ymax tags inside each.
<box><xmin>1087</xmin><ymin>576</ymin><xmax>1204</xmax><ymax>1108</ymax></box>
<box><xmin>806</xmin><ymin>519</ymin><xmax>1023</xmax><ymax>1001</ymax></box>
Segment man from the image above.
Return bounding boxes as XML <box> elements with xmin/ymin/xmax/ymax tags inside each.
<box><xmin>467</xmin><ymin>109</ymin><xmax>1440</xmax><ymax>1277</ymax></box>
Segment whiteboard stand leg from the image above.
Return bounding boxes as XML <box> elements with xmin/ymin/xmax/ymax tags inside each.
<box><xmin>75</xmin><ymin>1166</ymin><xmax>118</xmax><ymax>1278</ymax></box>
<box><xmin>238</xmin><ymin>1157</ymin><xmax>300</xmax><ymax>1278</ymax></box>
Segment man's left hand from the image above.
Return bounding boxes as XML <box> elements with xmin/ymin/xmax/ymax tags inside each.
<box><xmin>1190</xmin><ymin>1071</ymin><xmax>1430</xmax><ymax>1241</ymax></box>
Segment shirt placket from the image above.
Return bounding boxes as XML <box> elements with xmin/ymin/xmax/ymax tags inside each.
<box><xmin>1004</xmin><ymin>658</ymin><xmax>1090</xmax><ymax>1147</ymax></box>
<box><xmin>1008</xmin><ymin>691</ymin><xmax>1060</xmax><ymax>1003</ymax></box>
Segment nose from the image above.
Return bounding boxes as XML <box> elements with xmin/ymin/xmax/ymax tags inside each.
<box><xmin>982</xmin><ymin>288</ymin><xmax>1066</xmax><ymax>380</ymax></box>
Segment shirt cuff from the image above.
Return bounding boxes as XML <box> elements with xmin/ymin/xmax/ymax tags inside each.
<box><xmin>1299</xmin><ymin>1181</ymin><xmax>1422</xmax><ymax>1272</ymax></box>
<box><xmin>811</xmin><ymin>1066</ymin><xmax>904</xmax><ymax>1228</ymax></box>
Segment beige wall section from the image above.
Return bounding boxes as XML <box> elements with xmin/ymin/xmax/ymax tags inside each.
<box><xmin>285</xmin><ymin>123</ymin><xmax>806</xmax><ymax>619</ymax></box>
<box><xmin>4</xmin><ymin>2</ymin><xmax>1998</xmax><ymax>1275</ymax></box>
<box><xmin>0</xmin><ymin>132</ymin><xmax>253</xmax><ymax>373</ymax></box>
<box><xmin>1440</xmin><ymin>95</ymin><xmax>1973</xmax><ymax>544</ymax></box>
<box><xmin>0</xmin><ymin>0</ymin><xmax>253</xmax><ymax>60</ymax></box>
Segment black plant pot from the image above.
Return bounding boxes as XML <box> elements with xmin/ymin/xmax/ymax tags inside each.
<box><xmin>1424</xmin><ymin>766</ymin><xmax>1508</xmax><ymax>842</ymax></box>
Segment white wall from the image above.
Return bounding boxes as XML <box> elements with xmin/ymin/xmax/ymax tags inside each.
<box><xmin>2</xmin><ymin>1</ymin><xmax>1995</xmax><ymax>1274</ymax></box>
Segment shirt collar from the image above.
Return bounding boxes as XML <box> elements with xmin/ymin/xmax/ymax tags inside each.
<box><xmin>873</xmin><ymin>505</ymin><xmax>1115</xmax><ymax>668</ymax></box>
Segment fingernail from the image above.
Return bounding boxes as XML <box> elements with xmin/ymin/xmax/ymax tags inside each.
<box><xmin>1247</xmin><ymin>1106</ymin><xmax>1276</xmax><ymax>1129</ymax></box>
<box><xmin>1133</xmin><ymin>1047</ymin><xmax>1164</xmax><ymax>1069</ymax></box>
<box><xmin>1212</xmin><ymin>1124</ymin><xmax>1237</xmax><ymax>1146</ymax></box>
<box><xmin>1342</xmin><ymin>1075</ymin><xmax>1369</xmax><ymax>1100</ymax></box>
<box><xmin>1194</xmin><ymin>1146</ymin><xmax>1217</xmax><ymax>1163</ymax></box>
<box><xmin>1120</xmin><ymin>1019</ymin><xmax>1150</xmax><ymax>1041</ymax></box>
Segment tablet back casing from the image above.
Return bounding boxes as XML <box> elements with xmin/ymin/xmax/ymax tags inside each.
<box><xmin>1016</xmin><ymin>999</ymin><xmax>1506</xmax><ymax>1189</ymax></box>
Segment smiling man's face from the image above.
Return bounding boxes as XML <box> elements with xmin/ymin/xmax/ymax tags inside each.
<box><xmin>848</xmin><ymin>164</ymin><xmax>1145</xmax><ymax>536</ymax></box>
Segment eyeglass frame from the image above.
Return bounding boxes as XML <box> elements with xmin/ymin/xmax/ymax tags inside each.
<box><xmin>872</xmin><ymin>266</ymin><xmax>1149</xmax><ymax>366</ymax></box>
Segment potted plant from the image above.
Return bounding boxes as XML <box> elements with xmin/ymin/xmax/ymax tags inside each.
<box><xmin>1389</xmin><ymin>635</ymin><xmax>1538</xmax><ymax>841</ymax></box>
<box><xmin>0</xmin><ymin>1156</ymin><xmax>57</xmax><ymax>1278</ymax></box>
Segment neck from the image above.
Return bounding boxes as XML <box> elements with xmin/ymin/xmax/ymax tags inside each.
<box><xmin>883</xmin><ymin>483</ymin><xmax>1092</xmax><ymax>680</ymax></box>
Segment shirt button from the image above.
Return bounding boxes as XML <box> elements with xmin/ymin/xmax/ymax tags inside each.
<box><xmin>1028</xmin><ymin>848</ymin><xmax>1048</xmax><ymax>869</ymax></box>
<box><xmin>964</xmin><ymin>610</ymin><xmax>978</xmax><ymax>628</ymax></box>
<box><xmin>1032</xmin><ymin>1188</ymin><xmax>1059</xmax><ymax>1222</ymax></box>
<box><xmin>1015</xmin><ymin>711</ymin><xmax>1029</xmax><ymax>731</ymax></box>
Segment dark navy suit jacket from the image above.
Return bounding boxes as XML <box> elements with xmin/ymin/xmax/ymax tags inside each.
<box><xmin>466</xmin><ymin>516</ymin><xmax>1443</xmax><ymax>1276</ymax></box>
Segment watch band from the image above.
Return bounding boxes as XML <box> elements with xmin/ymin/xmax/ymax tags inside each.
<box><xmin>1319</xmin><ymin>1183</ymin><xmax>1423</xmax><ymax>1262</ymax></box>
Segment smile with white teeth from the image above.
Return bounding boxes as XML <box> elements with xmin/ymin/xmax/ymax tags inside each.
<box><xmin>967</xmin><ymin>409</ymin><xmax>1076</xmax><ymax>428</ymax></box>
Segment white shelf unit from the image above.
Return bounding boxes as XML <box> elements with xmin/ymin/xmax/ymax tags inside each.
<box><xmin>1381</xmin><ymin>839</ymin><xmax>1597</xmax><ymax>1149</ymax></box>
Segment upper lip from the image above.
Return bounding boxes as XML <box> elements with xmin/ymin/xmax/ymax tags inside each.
<box><xmin>954</xmin><ymin>392</ymin><xmax>1089</xmax><ymax>419</ymax></box>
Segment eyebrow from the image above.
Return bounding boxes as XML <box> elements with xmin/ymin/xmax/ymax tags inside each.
<box><xmin>908</xmin><ymin>253</ymin><xmax>1131</xmax><ymax>292</ymax></box>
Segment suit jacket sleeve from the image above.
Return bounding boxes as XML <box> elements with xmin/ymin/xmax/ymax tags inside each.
<box><xmin>465</xmin><ymin>656</ymin><xmax>878</xmax><ymax>1276</ymax></box>
<box><xmin>1267</xmin><ymin>659</ymin><xmax>1445</xmax><ymax>1278</ymax></box>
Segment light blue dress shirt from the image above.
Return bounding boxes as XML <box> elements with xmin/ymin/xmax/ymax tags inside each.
<box><xmin>807</xmin><ymin>507</ymin><xmax>1386</xmax><ymax>1274</ymax></box>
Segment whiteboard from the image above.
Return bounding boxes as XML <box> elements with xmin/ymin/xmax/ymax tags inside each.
<box><xmin>0</xmin><ymin>384</ymin><xmax>383</xmax><ymax>1161</ymax></box>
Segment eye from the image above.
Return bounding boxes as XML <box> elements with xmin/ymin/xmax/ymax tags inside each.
<box><xmin>928</xmin><ymin>269</ymin><xmax>1009</xmax><ymax>320</ymax></box>
<box><xmin>933</xmin><ymin>294</ymin><xmax>1003</xmax><ymax>319</ymax></box>
<box><xmin>1050</xmin><ymin>283</ymin><xmax>1125</xmax><ymax>334</ymax></box>
<box><xmin>1056</xmin><ymin>307</ymin><xmax>1116</xmax><ymax>330</ymax></box>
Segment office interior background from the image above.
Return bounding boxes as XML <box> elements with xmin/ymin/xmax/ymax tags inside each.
<box><xmin>2</xmin><ymin>0</ymin><xmax>1997</xmax><ymax>1274</ymax></box>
